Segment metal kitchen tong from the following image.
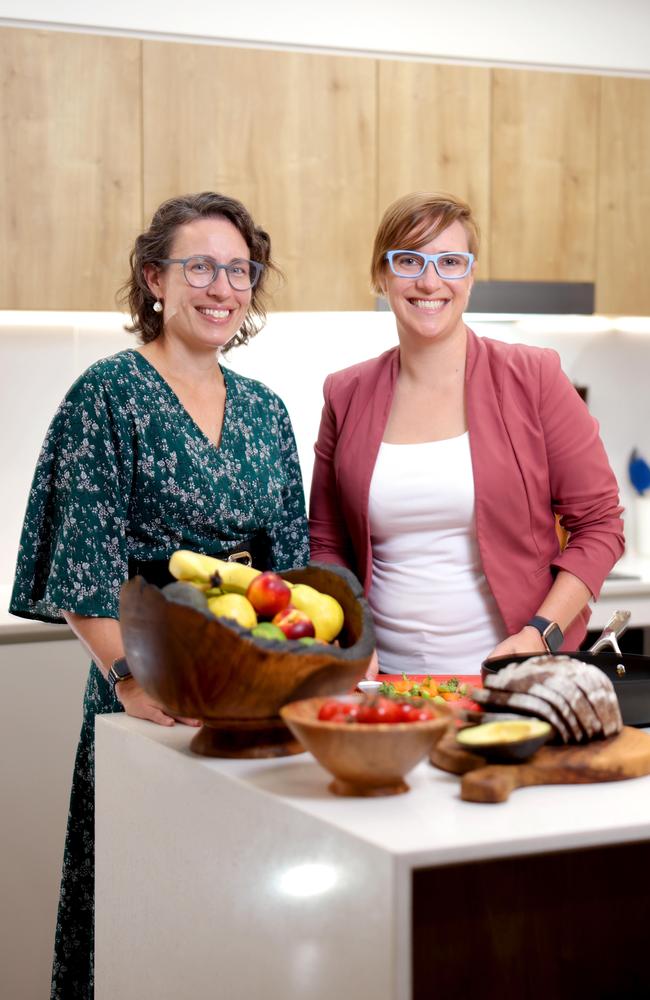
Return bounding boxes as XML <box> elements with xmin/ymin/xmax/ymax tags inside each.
<box><xmin>589</xmin><ymin>609</ymin><xmax>630</xmax><ymax>675</ymax></box>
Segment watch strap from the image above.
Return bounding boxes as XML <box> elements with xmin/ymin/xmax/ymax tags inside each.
<box><xmin>526</xmin><ymin>616</ymin><xmax>563</xmax><ymax>653</ymax></box>
<box><xmin>107</xmin><ymin>656</ymin><xmax>132</xmax><ymax>694</ymax></box>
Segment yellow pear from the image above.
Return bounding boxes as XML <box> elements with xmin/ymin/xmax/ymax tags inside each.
<box><xmin>288</xmin><ymin>584</ymin><xmax>344</xmax><ymax>643</ymax></box>
<box><xmin>207</xmin><ymin>593</ymin><xmax>258</xmax><ymax>630</ymax></box>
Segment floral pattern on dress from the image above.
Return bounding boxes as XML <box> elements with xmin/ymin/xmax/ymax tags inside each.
<box><xmin>10</xmin><ymin>348</ymin><xmax>309</xmax><ymax>999</ymax></box>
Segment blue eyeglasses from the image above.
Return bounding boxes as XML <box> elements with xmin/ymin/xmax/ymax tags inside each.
<box><xmin>385</xmin><ymin>250</ymin><xmax>474</xmax><ymax>280</ymax></box>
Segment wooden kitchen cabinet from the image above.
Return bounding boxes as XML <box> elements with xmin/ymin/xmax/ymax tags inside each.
<box><xmin>490</xmin><ymin>68</ymin><xmax>599</xmax><ymax>283</ymax></box>
<box><xmin>2</xmin><ymin>24</ymin><xmax>650</xmax><ymax>316</ymax></box>
<box><xmin>0</xmin><ymin>28</ymin><xmax>142</xmax><ymax>310</ymax></box>
<box><xmin>377</xmin><ymin>61</ymin><xmax>491</xmax><ymax>275</ymax></box>
<box><xmin>596</xmin><ymin>77</ymin><xmax>650</xmax><ymax>315</ymax></box>
<box><xmin>142</xmin><ymin>42</ymin><xmax>377</xmax><ymax>311</ymax></box>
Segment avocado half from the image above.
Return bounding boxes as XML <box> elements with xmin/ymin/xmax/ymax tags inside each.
<box><xmin>456</xmin><ymin>718</ymin><xmax>552</xmax><ymax>762</ymax></box>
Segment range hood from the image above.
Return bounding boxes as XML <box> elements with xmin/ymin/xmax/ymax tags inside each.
<box><xmin>468</xmin><ymin>281</ymin><xmax>595</xmax><ymax>315</ymax></box>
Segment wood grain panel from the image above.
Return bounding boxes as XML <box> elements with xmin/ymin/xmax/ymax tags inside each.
<box><xmin>0</xmin><ymin>27</ymin><xmax>142</xmax><ymax>310</ymax></box>
<box><xmin>413</xmin><ymin>841</ymin><xmax>650</xmax><ymax>999</ymax></box>
<box><xmin>490</xmin><ymin>69</ymin><xmax>599</xmax><ymax>282</ymax></box>
<box><xmin>378</xmin><ymin>61</ymin><xmax>491</xmax><ymax>275</ymax></box>
<box><xmin>596</xmin><ymin>77</ymin><xmax>650</xmax><ymax>315</ymax></box>
<box><xmin>142</xmin><ymin>43</ymin><xmax>376</xmax><ymax>310</ymax></box>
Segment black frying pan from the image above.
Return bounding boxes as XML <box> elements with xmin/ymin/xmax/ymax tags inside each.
<box><xmin>481</xmin><ymin>612</ymin><xmax>650</xmax><ymax>728</ymax></box>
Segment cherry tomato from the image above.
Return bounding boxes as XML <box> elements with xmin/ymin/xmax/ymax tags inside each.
<box><xmin>395</xmin><ymin>701</ymin><xmax>416</xmax><ymax>723</ymax></box>
<box><xmin>356</xmin><ymin>702</ymin><xmax>378</xmax><ymax>724</ymax></box>
<box><xmin>318</xmin><ymin>700</ymin><xmax>355</xmax><ymax>722</ymax></box>
<box><xmin>359</xmin><ymin>696</ymin><xmax>396</xmax><ymax>723</ymax></box>
<box><xmin>377</xmin><ymin>698</ymin><xmax>403</xmax><ymax>723</ymax></box>
<box><xmin>317</xmin><ymin>700</ymin><xmax>341</xmax><ymax>721</ymax></box>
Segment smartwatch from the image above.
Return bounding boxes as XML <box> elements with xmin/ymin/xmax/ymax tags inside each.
<box><xmin>526</xmin><ymin>616</ymin><xmax>564</xmax><ymax>653</ymax></box>
<box><xmin>107</xmin><ymin>656</ymin><xmax>132</xmax><ymax>694</ymax></box>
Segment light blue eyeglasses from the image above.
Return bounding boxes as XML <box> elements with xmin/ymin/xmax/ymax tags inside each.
<box><xmin>385</xmin><ymin>250</ymin><xmax>474</xmax><ymax>280</ymax></box>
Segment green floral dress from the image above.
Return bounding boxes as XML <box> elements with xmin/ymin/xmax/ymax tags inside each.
<box><xmin>10</xmin><ymin>349</ymin><xmax>309</xmax><ymax>1000</ymax></box>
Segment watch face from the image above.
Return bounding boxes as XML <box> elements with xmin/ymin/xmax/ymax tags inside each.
<box><xmin>108</xmin><ymin>657</ymin><xmax>131</xmax><ymax>692</ymax></box>
<box><xmin>544</xmin><ymin>624</ymin><xmax>563</xmax><ymax>653</ymax></box>
<box><xmin>112</xmin><ymin>657</ymin><xmax>130</xmax><ymax>679</ymax></box>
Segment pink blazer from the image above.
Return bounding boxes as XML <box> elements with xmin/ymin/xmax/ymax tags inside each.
<box><xmin>309</xmin><ymin>328</ymin><xmax>625</xmax><ymax>652</ymax></box>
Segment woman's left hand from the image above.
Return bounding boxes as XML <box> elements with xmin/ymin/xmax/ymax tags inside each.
<box><xmin>485</xmin><ymin>627</ymin><xmax>547</xmax><ymax>661</ymax></box>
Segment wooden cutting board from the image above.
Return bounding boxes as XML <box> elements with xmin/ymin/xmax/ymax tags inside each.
<box><xmin>430</xmin><ymin>726</ymin><xmax>650</xmax><ymax>803</ymax></box>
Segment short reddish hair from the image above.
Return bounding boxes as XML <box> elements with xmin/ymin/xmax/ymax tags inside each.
<box><xmin>371</xmin><ymin>192</ymin><xmax>480</xmax><ymax>294</ymax></box>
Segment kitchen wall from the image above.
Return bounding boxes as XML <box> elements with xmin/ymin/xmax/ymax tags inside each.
<box><xmin>3</xmin><ymin>311</ymin><xmax>650</xmax><ymax>587</ymax></box>
<box><xmin>3</xmin><ymin>0</ymin><xmax>650</xmax><ymax>73</ymax></box>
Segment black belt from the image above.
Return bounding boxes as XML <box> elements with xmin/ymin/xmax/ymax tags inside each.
<box><xmin>128</xmin><ymin>535</ymin><xmax>271</xmax><ymax>588</ymax></box>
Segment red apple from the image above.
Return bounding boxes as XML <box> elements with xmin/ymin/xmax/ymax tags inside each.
<box><xmin>246</xmin><ymin>572</ymin><xmax>292</xmax><ymax>617</ymax></box>
<box><xmin>272</xmin><ymin>607</ymin><xmax>316</xmax><ymax>640</ymax></box>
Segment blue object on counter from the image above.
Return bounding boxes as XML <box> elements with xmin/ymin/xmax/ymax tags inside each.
<box><xmin>628</xmin><ymin>449</ymin><xmax>650</xmax><ymax>495</ymax></box>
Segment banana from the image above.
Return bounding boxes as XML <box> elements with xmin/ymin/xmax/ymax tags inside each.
<box><xmin>169</xmin><ymin>549</ymin><xmax>260</xmax><ymax>595</ymax></box>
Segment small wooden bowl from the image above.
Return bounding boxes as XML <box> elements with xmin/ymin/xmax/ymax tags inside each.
<box><xmin>119</xmin><ymin>563</ymin><xmax>375</xmax><ymax>758</ymax></box>
<box><xmin>280</xmin><ymin>696</ymin><xmax>450</xmax><ymax>796</ymax></box>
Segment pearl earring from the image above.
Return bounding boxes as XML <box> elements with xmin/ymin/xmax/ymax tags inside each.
<box><xmin>153</xmin><ymin>300</ymin><xmax>163</xmax><ymax>313</ymax></box>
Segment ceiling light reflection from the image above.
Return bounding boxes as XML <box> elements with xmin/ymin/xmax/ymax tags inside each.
<box><xmin>277</xmin><ymin>863</ymin><xmax>338</xmax><ymax>898</ymax></box>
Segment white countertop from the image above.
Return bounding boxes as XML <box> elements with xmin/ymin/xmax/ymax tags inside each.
<box><xmin>100</xmin><ymin>714</ymin><xmax>650</xmax><ymax>868</ymax></box>
<box><xmin>596</xmin><ymin>551</ymin><xmax>650</xmax><ymax>594</ymax></box>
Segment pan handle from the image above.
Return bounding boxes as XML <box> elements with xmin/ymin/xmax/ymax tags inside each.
<box><xmin>589</xmin><ymin>609</ymin><xmax>630</xmax><ymax>656</ymax></box>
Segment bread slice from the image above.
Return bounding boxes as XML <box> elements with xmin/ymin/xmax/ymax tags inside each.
<box><xmin>472</xmin><ymin>686</ymin><xmax>571</xmax><ymax>743</ymax></box>
<box><xmin>485</xmin><ymin>662</ymin><xmax>584</xmax><ymax>741</ymax></box>
<box><xmin>554</xmin><ymin>661</ymin><xmax>623</xmax><ymax>737</ymax></box>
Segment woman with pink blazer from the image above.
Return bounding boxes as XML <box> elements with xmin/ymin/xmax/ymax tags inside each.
<box><xmin>309</xmin><ymin>193</ymin><xmax>624</xmax><ymax>675</ymax></box>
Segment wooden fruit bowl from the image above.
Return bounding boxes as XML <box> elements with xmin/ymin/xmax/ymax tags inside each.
<box><xmin>280</xmin><ymin>696</ymin><xmax>450</xmax><ymax>796</ymax></box>
<box><xmin>119</xmin><ymin>562</ymin><xmax>375</xmax><ymax>758</ymax></box>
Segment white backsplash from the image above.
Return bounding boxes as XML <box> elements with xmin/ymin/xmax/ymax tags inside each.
<box><xmin>1</xmin><ymin>310</ymin><xmax>648</xmax><ymax>589</ymax></box>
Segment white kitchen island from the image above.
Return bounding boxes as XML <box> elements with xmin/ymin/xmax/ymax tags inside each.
<box><xmin>95</xmin><ymin>715</ymin><xmax>650</xmax><ymax>1000</ymax></box>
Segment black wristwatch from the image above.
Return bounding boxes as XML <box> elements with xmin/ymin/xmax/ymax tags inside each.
<box><xmin>107</xmin><ymin>656</ymin><xmax>132</xmax><ymax>694</ymax></box>
<box><xmin>526</xmin><ymin>616</ymin><xmax>564</xmax><ymax>653</ymax></box>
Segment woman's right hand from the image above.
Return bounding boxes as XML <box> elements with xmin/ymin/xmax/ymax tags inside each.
<box><xmin>115</xmin><ymin>677</ymin><xmax>200</xmax><ymax>727</ymax></box>
<box><xmin>365</xmin><ymin>650</ymin><xmax>379</xmax><ymax>680</ymax></box>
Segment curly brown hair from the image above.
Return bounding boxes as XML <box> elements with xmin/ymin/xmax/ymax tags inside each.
<box><xmin>119</xmin><ymin>192</ymin><xmax>280</xmax><ymax>352</ymax></box>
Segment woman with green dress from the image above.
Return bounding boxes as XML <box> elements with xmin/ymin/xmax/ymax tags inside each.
<box><xmin>10</xmin><ymin>191</ymin><xmax>310</xmax><ymax>999</ymax></box>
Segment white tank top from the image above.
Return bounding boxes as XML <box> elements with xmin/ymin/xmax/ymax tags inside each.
<box><xmin>367</xmin><ymin>433</ymin><xmax>504</xmax><ymax>675</ymax></box>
